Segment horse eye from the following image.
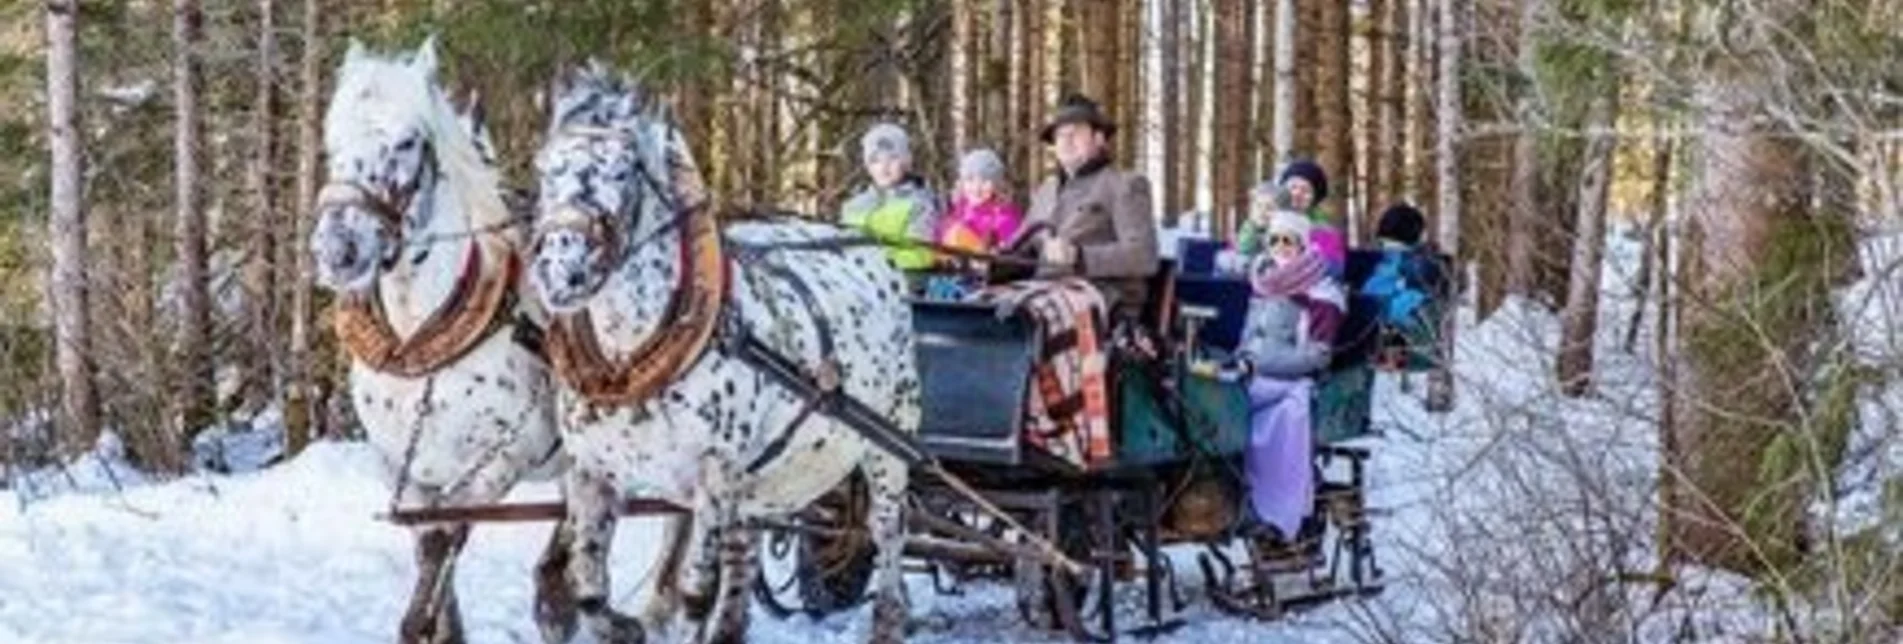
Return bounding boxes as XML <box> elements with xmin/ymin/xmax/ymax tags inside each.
<box><xmin>395</xmin><ymin>138</ymin><xmax>417</xmax><ymax>152</ymax></box>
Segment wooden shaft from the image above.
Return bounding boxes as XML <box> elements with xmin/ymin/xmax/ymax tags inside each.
<box><xmin>377</xmin><ymin>497</ymin><xmax>689</xmax><ymax>526</ymax></box>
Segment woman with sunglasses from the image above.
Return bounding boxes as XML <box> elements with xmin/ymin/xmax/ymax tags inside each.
<box><xmin>1233</xmin><ymin>209</ymin><xmax>1346</xmax><ymax>544</ymax></box>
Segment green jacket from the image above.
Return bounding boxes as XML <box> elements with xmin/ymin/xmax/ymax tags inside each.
<box><xmin>840</xmin><ymin>176</ymin><xmax>941</xmax><ymax>270</ymax></box>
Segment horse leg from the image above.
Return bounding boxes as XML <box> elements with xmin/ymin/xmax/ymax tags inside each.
<box><xmin>566</xmin><ymin>469</ymin><xmax>646</xmax><ymax>644</ymax></box>
<box><xmin>534</xmin><ymin>507</ymin><xmax>579</xmax><ymax>644</ymax></box>
<box><xmin>399</xmin><ymin>520</ymin><xmax>472</xmax><ymax>644</ymax></box>
<box><xmin>679</xmin><ymin>513</ymin><xmax>721</xmax><ymax>623</ymax></box>
<box><xmin>862</xmin><ymin>452</ymin><xmax>912</xmax><ymax>644</ymax></box>
<box><xmin>637</xmin><ymin>512</ymin><xmax>696</xmax><ymax>635</ymax></box>
<box><xmin>698</xmin><ymin>520</ymin><xmax>759</xmax><ymax>644</ymax></box>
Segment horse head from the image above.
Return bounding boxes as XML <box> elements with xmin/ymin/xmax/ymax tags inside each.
<box><xmin>310</xmin><ymin>35</ymin><xmax>508</xmax><ymax>295</ymax></box>
<box><xmin>527</xmin><ymin>60</ymin><xmax>700</xmax><ymax>314</ymax></box>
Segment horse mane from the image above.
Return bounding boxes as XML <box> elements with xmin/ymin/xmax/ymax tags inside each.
<box><xmin>329</xmin><ymin>38</ymin><xmax>518</xmax><ymax>245</ymax></box>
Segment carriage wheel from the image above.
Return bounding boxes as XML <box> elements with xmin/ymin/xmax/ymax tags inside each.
<box><xmin>796</xmin><ymin>469</ymin><xmax>877</xmax><ymax>612</ymax></box>
<box><xmin>755</xmin><ymin>469</ymin><xmax>877</xmax><ymax>617</ymax></box>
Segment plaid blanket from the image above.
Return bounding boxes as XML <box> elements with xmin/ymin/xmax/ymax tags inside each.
<box><xmin>972</xmin><ymin>278</ymin><xmax>1113</xmax><ymax>468</ymax></box>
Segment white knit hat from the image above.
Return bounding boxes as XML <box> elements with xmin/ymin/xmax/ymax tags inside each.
<box><xmin>1267</xmin><ymin>210</ymin><xmax>1311</xmax><ymax>242</ymax></box>
<box><xmin>957</xmin><ymin>148</ymin><xmax>1005</xmax><ymax>181</ymax></box>
<box><xmin>861</xmin><ymin>123</ymin><xmax>911</xmax><ymax>164</ymax></box>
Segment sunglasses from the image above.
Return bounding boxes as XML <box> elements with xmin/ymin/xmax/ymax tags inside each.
<box><xmin>1268</xmin><ymin>234</ymin><xmax>1303</xmax><ymax>248</ymax></box>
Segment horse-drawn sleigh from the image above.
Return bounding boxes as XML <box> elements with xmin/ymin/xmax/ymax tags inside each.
<box><xmin>308</xmin><ymin>38</ymin><xmax>1448</xmax><ymax>644</ymax></box>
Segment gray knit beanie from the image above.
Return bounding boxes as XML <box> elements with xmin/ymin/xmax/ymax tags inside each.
<box><xmin>957</xmin><ymin>148</ymin><xmax>1006</xmax><ymax>181</ymax></box>
<box><xmin>861</xmin><ymin>123</ymin><xmax>912</xmax><ymax>164</ymax></box>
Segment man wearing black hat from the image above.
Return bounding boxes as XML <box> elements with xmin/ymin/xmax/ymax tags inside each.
<box><xmin>1012</xmin><ymin>93</ymin><xmax>1159</xmax><ymax>317</ymax></box>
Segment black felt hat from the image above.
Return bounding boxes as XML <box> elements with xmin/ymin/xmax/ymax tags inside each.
<box><xmin>1039</xmin><ymin>93</ymin><xmax>1117</xmax><ymax>144</ymax></box>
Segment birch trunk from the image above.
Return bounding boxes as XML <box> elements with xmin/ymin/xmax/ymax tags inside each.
<box><xmin>46</xmin><ymin>0</ymin><xmax>99</xmax><ymax>454</ymax></box>
<box><xmin>1555</xmin><ymin>80</ymin><xmax>1617</xmax><ymax>396</ymax></box>
<box><xmin>1426</xmin><ymin>0</ymin><xmax>1461</xmax><ymax>413</ymax></box>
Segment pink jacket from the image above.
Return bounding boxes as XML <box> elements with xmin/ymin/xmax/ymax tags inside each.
<box><xmin>939</xmin><ymin>196</ymin><xmax>1024</xmax><ymax>251</ymax></box>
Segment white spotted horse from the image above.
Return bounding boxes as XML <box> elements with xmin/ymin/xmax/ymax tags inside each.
<box><xmin>308</xmin><ymin>36</ymin><xmax>579</xmax><ymax>644</ymax></box>
<box><xmin>526</xmin><ymin>63</ymin><xmax>921</xmax><ymax>644</ymax></box>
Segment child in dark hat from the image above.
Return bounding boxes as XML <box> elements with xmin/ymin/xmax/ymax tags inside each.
<box><xmin>1375</xmin><ymin>202</ymin><xmax>1427</xmax><ymax>249</ymax></box>
<box><xmin>1236</xmin><ymin>158</ymin><xmax>1346</xmax><ymax>277</ymax></box>
<box><xmin>1359</xmin><ymin>201</ymin><xmax>1447</xmax><ymax>371</ymax></box>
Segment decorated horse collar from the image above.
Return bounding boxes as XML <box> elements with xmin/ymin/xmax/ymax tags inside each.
<box><xmin>333</xmin><ymin>240</ymin><xmax>523</xmax><ymax>378</ymax></box>
<box><xmin>545</xmin><ymin>199</ymin><xmax>728</xmax><ymax>409</ymax></box>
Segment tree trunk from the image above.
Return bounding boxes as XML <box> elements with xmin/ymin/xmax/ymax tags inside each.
<box><xmin>1211</xmin><ymin>0</ymin><xmax>1254</xmax><ymax>238</ymax></box>
<box><xmin>1461</xmin><ymin>0</ymin><xmax>1514</xmax><ymax>320</ymax></box>
<box><xmin>1410</xmin><ymin>0</ymin><xmax>1439</xmax><ymax>214</ymax></box>
<box><xmin>1366</xmin><ymin>0</ymin><xmax>1398</xmax><ymax>227</ymax></box>
<box><xmin>241</xmin><ymin>0</ymin><xmax>280</xmax><ymax>418</ymax></box>
<box><xmin>285</xmin><ymin>0</ymin><xmax>325</xmax><ymax>456</ymax></box>
<box><xmin>1555</xmin><ymin>78</ymin><xmax>1617</xmax><ymax>396</ymax></box>
<box><xmin>1315</xmin><ymin>0</ymin><xmax>1351</xmax><ymax>224</ymax></box>
<box><xmin>1426</xmin><ymin>0</ymin><xmax>1461</xmax><ymax>413</ymax></box>
<box><xmin>1271</xmin><ymin>0</ymin><xmax>1295</xmax><ymax>166</ymax></box>
<box><xmin>1118</xmin><ymin>0</ymin><xmax>1142</xmax><ymax>168</ymax></box>
<box><xmin>1504</xmin><ymin>0</ymin><xmax>1539</xmax><ymax>297</ymax></box>
<box><xmin>1623</xmin><ymin>137</ymin><xmax>1673</xmax><ymax>355</ymax></box>
<box><xmin>46</xmin><ymin>0</ymin><xmax>100</xmax><ymax>455</ymax></box>
<box><xmin>1292</xmin><ymin>0</ymin><xmax>1320</xmax><ymax>157</ymax></box>
<box><xmin>1666</xmin><ymin>0</ymin><xmax>1833</xmax><ymax>576</ymax></box>
<box><xmin>983</xmin><ymin>0</ymin><xmax>1012</xmax><ymax>153</ymax></box>
<box><xmin>1160</xmin><ymin>0</ymin><xmax>1182</xmax><ymax>224</ymax></box>
<box><xmin>173</xmin><ymin>0</ymin><xmax>214</xmax><ymax>448</ymax></box>
<box><xmin>1179</xmin><ymin>0</ymin><xmax>1203</xmax><ymax>219</ymax></box>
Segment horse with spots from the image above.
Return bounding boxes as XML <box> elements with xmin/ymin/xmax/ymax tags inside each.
<box><xmin>307</xmin><ymin>37</ymin><xmax>576</xmax><ymax>644</ymax></box>
<box><xmin>525</xmin><ymin>63</ymin><xmax>920</xmax><ymax>644</ymax></box>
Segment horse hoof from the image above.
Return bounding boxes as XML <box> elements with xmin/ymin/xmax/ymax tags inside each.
<box><xmin>535</xmin><ymin>602</ymin><xmax>578</xmax><ymax>644</ymax></box>
<box><xmin>868</xmin><ymin>597</ymin><xmax>909</xmax><ymax>644</ymax></box>
<box><xmin>578</xmin><ymin>598</ymin><xmax>646</xmax><ymax>644</ymax></box>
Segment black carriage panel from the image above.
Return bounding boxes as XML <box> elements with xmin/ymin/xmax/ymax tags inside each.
<box><xmin>910</xmin><ymin>299</ymin><xmax>1041</xmax><ymax>466</ymax></box>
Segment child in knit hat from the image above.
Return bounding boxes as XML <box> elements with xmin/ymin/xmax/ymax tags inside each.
<box><xmin>840</xmin><ymin>122</ymin><xmax>942</xmax><ymax>274</ymax></box>
<box><xmin>938</xmin><ymin>148</ymin><xmax>1023</xmax><ymax>254</ymax></box>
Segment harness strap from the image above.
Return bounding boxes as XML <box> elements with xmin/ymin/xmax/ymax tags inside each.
<box><xmin>718</xmin><ymin>319</ymin><xmax>928</xmax><ymax>467</ymax></box>
<box><xmin>734</xmin><ymin>262</ymin><xmax>842</xmax><ymax>475</ymax></box>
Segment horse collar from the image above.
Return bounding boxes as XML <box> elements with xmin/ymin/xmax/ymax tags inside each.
<box><xmin>332</xmin><ymin>241</ymin><xmax>522</xmax><ymax>377</ymax></box>
<box><xmin>546</xmin><ymin>205</ymin><xmax>729</xmax><ymax>409</ymax></box>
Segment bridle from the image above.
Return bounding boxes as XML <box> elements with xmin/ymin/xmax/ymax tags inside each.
<box><xmin>532</xmin><ymin>124</ymin><xmax>694</xmax><ymax>284</ymax></box>
<box><xmin>316</xmin><ymin>137</ymin><xmax>440</xmax><ymax>270</ymax></box>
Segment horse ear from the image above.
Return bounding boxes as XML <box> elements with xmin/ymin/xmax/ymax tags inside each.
<box><xmin>345</xmin><ymin>38</ymin><xmax>368</xmax><ymax>65</ymax></box>
<box><xmin>412</xmin><ymin>34</ymin><xmax>441</xmax><ymax>77</ymax></box>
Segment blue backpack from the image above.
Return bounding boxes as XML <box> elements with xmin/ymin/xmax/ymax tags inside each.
<box><xmin>1358</xmin><ymin>250</ymin><xmax>1439</xmax><ymax>370</ymax></box>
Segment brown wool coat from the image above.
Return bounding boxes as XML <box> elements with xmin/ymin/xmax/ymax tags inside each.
<box><xmin>1021</xmin><ymin>158</ymin><xmax>1160</xmax><ymax>313</ymax></box>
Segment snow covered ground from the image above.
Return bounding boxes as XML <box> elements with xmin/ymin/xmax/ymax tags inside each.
<box><xmin>2</xmin><ymin>222</ymin><xmax>1897</xmax><ymax>643</ymax></box>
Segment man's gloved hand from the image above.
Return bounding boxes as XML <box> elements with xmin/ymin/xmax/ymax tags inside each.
<box><xmin>1040</xmin><ymin>237</ymin><xmax>1078</xmax><ymax>270</ymax></box>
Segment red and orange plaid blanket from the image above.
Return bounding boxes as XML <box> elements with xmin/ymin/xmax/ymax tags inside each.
<box><xmin>972</xmin><ymin>278</ymin><xmax>1113</xmax><ymax>468</ymax></box>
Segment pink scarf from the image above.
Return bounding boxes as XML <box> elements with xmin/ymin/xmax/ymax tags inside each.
<box><xmin>1251</xmin><ymin>251</ymin><xmax>1327</xmax><ymax>299</ymax></box>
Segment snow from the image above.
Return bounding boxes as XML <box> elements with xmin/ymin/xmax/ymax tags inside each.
<box><xmin>2</xmin><ymin>221</ymin><xmax>1898</xmax><ymax>642</ymax></box>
